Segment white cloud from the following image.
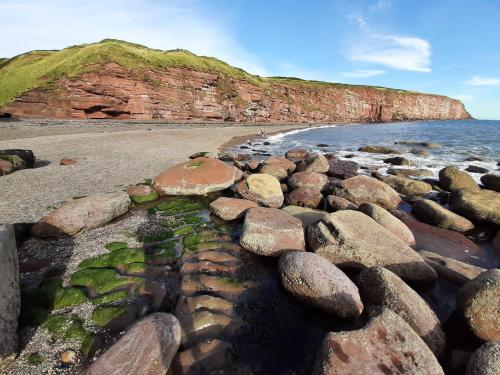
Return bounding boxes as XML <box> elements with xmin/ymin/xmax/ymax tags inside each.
<box><xmin>371</xmin><ymin>0</ymin><xmax>395</xmax><ymax>11</ymax></box>
<box><xmin>0</xmin><ymin>0</ymin><xmax>268</xmax><ymax>76</ymax></box>
<box><xmin>346</xmin><ymin>12</ymin><xmax>369</xmax><ymax>31</ymax></box>
<box><xmin>342</xmin><ymin>69</ymin><xmax>386</xmax><ymax>78</ymax></box>
<box><xmin>466</xmin><ymin>76</ymin><xmax>500</xmax><ymax>86</ymax></box>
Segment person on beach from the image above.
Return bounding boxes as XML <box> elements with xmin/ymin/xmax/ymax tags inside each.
<box><xmin>261</xmin><ymin>127</ymin><xmax>266</xmax><ymax>138</ymax></box>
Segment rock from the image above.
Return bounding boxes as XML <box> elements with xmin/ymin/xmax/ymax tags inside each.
<box><xmin>236</xmin><ymin>173</ymin><xmax>284</xmax><ymax>208</ymax></box>
<box><xmin>288</xmin><ymin>187</ymin><xmax>324</xmax><ymax>209</ymax></box>
<box><xmin>411</xmin><ymin>148</ymin><xmax>430</xmax><ymax>156</ymax></box>
<box><xmin>233</xmin><ymin>167</ymin><xmax>244</xmax><ymax>182</ymax></box>
<box><xmin>246</xmin><ymin>160</ymin><xmax>261</xmax><ymax>171</ymax></box>
<box><xmin>457</xmin><ymin>269</ymin><xmax>500</xmax><ymax>342</ymax></box>
<box><xmin>153</xmin><ymin>157</ymin><xmax>235</xmax><ymax>195</ymax></box>
<box><xmin>240</xmin><ymin>207</ymin><xmax>305</xmax><ymax>257</ymax></box>
<box><xmin>171</xmin><ymin>339</ymin><xmax>233</xmax><ymax>374</ymax></box>
<box><xmin>327</xmin><ymin>159</ymin><xmax>358</xmax><ymax>179</ymax></box>
<box><xmin>305</xmin><ymin>153</ymin><xmax>329</xmax><ymax>173</ymax></box>
<box><xmin>333</xmin><ymin>176</ymin><xmax>402</xmax><ymax>209</ymax></box>
<box><xmin>480</xmin><ymin>173</ymin><xmax>500</xmax><ymax>192</ymax></box>
<box><xmin>357</xmin><ymin>267</ymin><xmax>446</xmax><ymax>355</ymax></box>
<box><xmin>493</xmin><ymin>230</ymin><xmax>500</xmax><ymax>267</ymax></box>
<box><xmin>209</xmin><ymin>197</ymin><xmax>258</xmax><ymax>221</ymax></box>
<box><xmin>260</xmin><ymin>164</ymin><xmax>288</xmax><ymax>180</ymax></box>
<box><xmin>0</xmin><ymin>149</ymin><xmax>35</xmax><ymax>168</ymax></box>
<box><xmin>218</xmin><ymin>152</ymin><xmax>235</xmax><ymax>161</ymax></box>
<box><xmin>313</xmin><ymin>307</ymin><xmax>444</xmax><ymax>375</ymax></box>
<box><xmin>358</xmin><ymin>145</ymin><xmax>399</xmax><ymax>154</ymax></box>
<box><xmin>387</xmin><ymin>168</ymin><xmax>433</xmax><ymax>177</ymax></box>
<box><xmin>326</xmin><ymin>195</ymin><xmax>358</xmax><ymax>211</ymax></box>
<box><xmin>382</xmin><ymin>175</ymin><xmax>432</xmax><ymax>196</ymax></box>
<box><xmin>60</xmin><ymin>350</ymin><xmax>77</xmax><ymax>365</ymax></box>
<box><xmin>264</xmin><ymin>156</ymin><xmax>296</xmax><ymax>173</ymax></box>
<box><xmin>0</xmin><ymin>225</ymin><xmax>19</xmax><ymax>371</ymax></box>
<box><xmin>308</xmin><ymin>210</ymin><xmax>437</xmax><ymax>285</ymax></box>
<box><xmin>384</xmin><ymin>156</ymin><xmax>414</xmax><ymax>166</ymax></box>
<box><xmin>465</xmin><ymin>342</ymin><xmax>500</xmax><ymax>375</ymax></box>
<box><xmin>395</xmin><ymin>141</ymin><xmax>442</xmax><ymax>148</ymax></box>
<box><xmin>466</xmin><ymin>165</ymin><xmax>489</xmax><ymax>174</ymax></box>
<box><xmin>439</xmin><ymin>166</ymin><xmax>480</xmax><ymax>192</ymax></box>
<box><xmin>281</xmin><ymin>205</ymin><xmax>327</xmax><ymax>228</ymax></box>
<box><xmin>0</xmin><ymin>160</ymin><xmax>13</xmax><ymax>176</ymax></box>
<box><xmin>288</xmin><ymin>171</ymin><xmax>328</xmax><ymax>190</ymax></box>
<box><xmin>420</xmin><ymin>251</ymin><xmax>485</xmax><ymax>285</ymax></box>
<box><xmin>127</xmin><ymin>184</ymin><xmax>159</xmax><ymax>204</ymax></box>
<box><xmin>317</xmin><ymin>143</ymin><xmax>329</xmax><ymax>147</ymax></box>
<box><xmin>450</xmin><ymin>189</ymin><xmax>500</xmax><ymax>226</ymax></box>
<box><xmin>279</xmin><ymin>252</ymin><xmax>363</xmax><ymax>319</ymax></box>
<box><xmin>189</xmin><ymin>151</ymin><xmax>215</xmax><ymax>159</ymax></box>
<box><xmin>413</xmin><ymin>199</ymin><xmax>475</xmax><ymax>232</ymax></box>
<box><xmin>60</xmin><ymin>158</ymin><xmax>77</xmax><ymax>166</ymax></box>
<box><xmin>235</xmin><ymin>153</ymin><xmax>251</xmax><ymax>161</ymax></box>
<box><xmin>286</xmin><ymin>148</ymin><xmax>310</xmax><ymax>160</ymax></box>
<box><xmin>86</xmin><ymin>313</ymin><xmax>181</xmax><ymax>375</ymax></box>
<box><xmin>358</xmin><ymin>203</ymin><xmax>415</xmax><ymax>247</ymax></box>
<box><xmin>32</xmin><ymin>192</ymin><xmax>131</xmax><ymax>237</ymax></box>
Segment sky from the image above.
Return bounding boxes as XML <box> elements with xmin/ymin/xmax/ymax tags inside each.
<box><xmin>1</xmin><ymin>0</ymin><xmax>499</xmax><ymax>119</ymax></box>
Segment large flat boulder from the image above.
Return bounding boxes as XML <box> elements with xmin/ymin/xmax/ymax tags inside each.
<box><xmin>327</xmin><ymin>159</ymin><xmax>358</xmax><ymax>179</ymax></box>
<box><xmin>210</xmin><ymin>197</ymin><xmax>258</xmax><ymax>221</ymax></box>
<box><xmin>381</xmin><ymin>175</ymin><xmax>433</xmax><ymax>196</ymax></box>
<box><xmin>439</xmin><ymin>166</ymin><xmax>480</xmax><ymax>192</ymax></box>
<box><xmin>314</xmin><ymin>308</ymin><xmax>444</xmax><ymax>375</ymax></box>
<box><xmin>413</xmin><ymin>199</ymin><xmax>474</xmax><ymax>232</ymax></box>
<box><xmin>240</xmin><ymin>207</ymin><xmax>305</xmax><ymax>257</ymax></box>
<box><xmin>281</xmin><ymin>205</ymin><xmax>326</xmax><ymax>228</ymax></box>
<box><xmin>153</xmin><ymin>157</ymin><xmax>235</xmax><ymax>195</ymax></box>
<box><xmin>287</xmin><ymin>187</ymin><xmax>324</xmax><ymax>209</ymax></box>
<box><xmin>32</xmin><ymin>192</ymin><xmax>131</xmax><ymax>237</ymax></box>
<box><xmin>264</xmin><ymin>156</ymin><xmax>296</xmax><ymax>173</ymax></box>
<box><xmin>288</xmin><ymin>171</ymin><xmax>328</xmax><ymax>190</ymax></box>
<box><xmin>450</xmin><ymin>189</ymin><xmax>500</xmax><ymax>226</ymax></box>
<box><xmin>308</xmin><ymin>210</ymin><xmax>437</xmax><ymax>285</ymax></box>
<box><xmin>420</xmin><ymin>251</ymin><xmax>485</xmax><ymax>285</ymax></box>
<box><xmin>236</xmin><ymin>173</ymin><xmax>284</xmax><ymax>208</ymax></box>
<box><xmin>333</xmin><ymin>176</ymin><xmax>401</xmax><ymax>209</ymax></box>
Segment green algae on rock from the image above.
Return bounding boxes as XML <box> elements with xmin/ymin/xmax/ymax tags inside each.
<box><xmin>130</xmin><ymin>191</ymin><xmax>159</xmax><ymax>204</ymax></box>
<box><xmin>70</xmin><ymin>268</ymin><xmax>137</xmax><ymax>294</ymax></box>
<box><xmin>91</xmin><ymin>290</ymin><xmax>128</xmax><ymax>306</ymax></box>
<box><xmin>91</xmin><ymin>306</ymin><xmax>129</xmax><ymax>327</ymax></box>
<box><xmin>104</xmin><ymin>242</ymin><xmax>129</xmax><ymax>251</ymax></box>
<box><xmin>27</xmin><ymin>353</ymin><xmax>45</xmax><ymax>365</ymax></box>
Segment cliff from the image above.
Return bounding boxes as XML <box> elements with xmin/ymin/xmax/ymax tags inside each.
<box><xmin>0</xmin><ymin>40</ymin><xmax>471</xmax><ymax>122</ymax></box>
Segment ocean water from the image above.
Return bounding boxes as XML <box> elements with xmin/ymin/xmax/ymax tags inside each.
<box><xmin>243</xmin><ymin>120</ymin><xmax>500</xmax><ymax>181</ymax></box>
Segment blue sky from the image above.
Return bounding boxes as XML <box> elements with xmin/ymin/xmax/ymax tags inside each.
<box><xmin>1</xmin><ymin>0</ymin><xmax>499</xmax><ymax>119</ymax></box>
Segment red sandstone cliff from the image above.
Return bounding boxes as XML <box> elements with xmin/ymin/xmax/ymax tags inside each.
<box><xmin>1</xmin><ymin>63</ymin><xmax>471</xmax><ymax>123</ymax></box>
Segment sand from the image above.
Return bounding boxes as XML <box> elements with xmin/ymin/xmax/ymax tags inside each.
<box><xmin>0</xmin><ymin>120</ymin><xmax>304</xmax><ymax>223</ymax></box>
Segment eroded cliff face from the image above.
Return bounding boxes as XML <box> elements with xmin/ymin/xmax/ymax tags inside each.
<box><xmin>0</xmin><ymin>63</ymin><xmax>471</xmax><ymax>122</ymax></box>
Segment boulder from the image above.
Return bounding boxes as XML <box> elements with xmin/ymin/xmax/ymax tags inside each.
<box><xmin>153</xmin><ymin>157</ymin><xmax>235</xmax><ymax>195</ymax></box>
<box><xmin>279</xmin><ymin>252</ymin><xmax>363</xmax><ymax>319</ymax></box>
<box><xmin>439</xmin><ymin>166</ymin><xmax>480</xmax><ymax>192</ymax></box>
<box><xmin>286</xmin><ymin>148</ymin><xmax>310</xmax><ymax>160</ymax></box>
<box><xmin>288</xmin><ymin>187</ymin><xmax>324</xmax><ymax>209</ymax></box>
<box><xmin>32</xmin><ymin>192</ymin><xmax>131</xmax><ymax>237</ymax></box>
<box><xmin>326</xmin><ymin>195</ymin><xmax>358</xmax><ymax>212</ymax></box>
<box><xmin>358</xmin><ymin>203</ymin><xmax>415</xmax><ymax>247</ymax></box>
<box><xmin>395</xmin><ymin>141</ymin><xmax>441</xmax><ymax>148</ymax></box>
<box><xmin>420</xmin><ymin>251</ymin><xmax>485</xmax><ymax>285</ymax></box>
<box><xmin>260</xmin><ymin>164</ymin><xmax>288</xmax><ymax>180</ymax></box>
<box><xmin>264</xmin><ymin>156</ymin><xmax>296</xmax><ymax>173</ymax></box>
<box><xmin>0</xmin><ymin>225</ymin><xmax>19</xmax><ymax>371</ymax></box>
<box><xmin>358</xmin><ymin>145</ymin><xmax>400</xmax><ymax>154</ymax></box>
<box><xmin>357</xmin><ymin>267</ymin><xmax>446</xmax><ymax>355</ymax></box>
<box><xmin>413</xmin><ymin>199</ymin><xmax>474</xmax><ymax>232</ymax></box>
<box><xmin>0</xmin><ymin>160</ymin><xmax>13</xmax><ymax>176</ymax></box>
<box><xmin>327</xmin><ymin>159</ymin><xmax>358</xmax><ymax>179</ymax></box>
<box><xmin>480</xmin><ymin>173</ymin><xmax>500</xmax><ymax>192</ymax></box>
<box><xmin>246</xmin><ymin>160</ymin><xmax>261</xmax><ymax>171</ymax></box>
<box><xmin>0</xmin><ymin>149</ymin><xmax>35</xmax><ymax>168</ymax></box>
<box><xmin>305</xmin><ymin>153</ymin><xmax>329</xmax><ymax>173</ymax></box>
<box><xmin>465</xmin><ymin>342</ymin><xmax>500</xmax><ymax>375</ymax></box>
<box><xmin>314</xmin><ymin>307</ymin><xmax>444</xmax><ymax>375</ymax></box>
<box><xmin>218</xmin><ymin>152</ymin><xmax>235</xmax><ymax>161</ymax></box>
<box><xmin>288</xmin><ymin>171</ymin><xmax>328</xmax><ymax>190</ymax></box>
<box><xmin>457</xmin><ymin>269</ymin><xmax>500</xmax><ymax>342</ymax></box>
<box><xmin>236</xmin><ymin>173</ymin><xmax>284</xmax><ymax>208</ymax></box>
<box><xmin>86</xmin><ymin>313</ymin><xmax>181</xmax><ymax>375</ymax></box>
<box><xmin>281</xmin><ymin>206</ymin><xmax>326</xmax><ymax>228</ymax></box>
<box><xmin>210</xmin><ymin>197</ymin><xmax>258</xmax><ymax>221</ymax></box>
<box><xmin>381</xmin><ymin>175</ymin><xmax>432</xmax><ymax>196</ymax></box>
<box><xmin>235</xmin><ymin>153</ymin><xmax>251</xmax><ymax>162</ymax></box>
<box><xmin>127</xmin><ymin>184</ymin><xmax>159</xmax><ymax>204</ymax></box>
<box><xmin>384</xmin><ymin>156</ymin><xmax>414</xmax><ymax>166</ymax></box>
<box><xmin>333</xmin><ymin>176</ymin><xmax>402</xmax><ymax>209</ymax></box>
<box><xmin>387</xmin><ymin>168</ymin><xmax>433</xmax><ymax>177</ymax></box>
<box><xmin>466</xmin><ymin>165</ymin><xmax>489</xmax><ymax>174</ymax></box>
<box><xmin>233</xmin><ymin>167</ymin><xmax>244</xmax><ymax>182</ymax></box>
<box><xmin>308</xmin><ymin>210</ymin><xmax>437</xmax><ymax>285</ymax></box>
<box><xmin>240</xmin><ymin>207</ymin><xmax>305</xmax><ymax>257</ymax></box>
<box><xmin>450</xmin><ymin>189</ymin><xmax>500</xmax><ymax>226</ymax></box>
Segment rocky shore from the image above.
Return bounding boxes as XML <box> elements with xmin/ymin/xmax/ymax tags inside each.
<box><xmin>1</xmin><ymin>130</ymin><xmax>499</xmax><ymax>374</ymax></box>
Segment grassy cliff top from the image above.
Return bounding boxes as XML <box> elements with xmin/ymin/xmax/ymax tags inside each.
<box><xmin>0</xmin><ymin>39</ymin><xmax>421</xmax><ymax>107</ymax></box>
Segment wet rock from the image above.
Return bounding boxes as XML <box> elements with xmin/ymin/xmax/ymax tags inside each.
<box><xmin>127</xmin><ymin>184</ymin><xmax>159</xmax><ymax>204</ymax></box>
<box><xmin>185</xmin><ymin>250</ymin><xmax>240</xmax><ymax>265</ymax></box>
<box><xmin>60</xmin><ymin>158</ymin><xmax>77</xmax><ymax>166</ymax></box>
<box><xmin>32</xmin><ymin>192</ymin><xmax>131</xmax><ymax>237</ymax></box>
<box><xmin>180</xmin><ymin>274</ymin><xmax>246</xmax><ymax>299</ymax></box>
<box><xmin>333</xmin><ymin>175</ymin><xmax>402</xmax><ymax>209</ymax></box>
<box><xmin>286</xmin><ymin>148</ymin><xmax>310</xmax><ymax>161</ymax></box>
<box><xmin>178</xmin><ymin>310</ymin><xmax>233</xmax><ymax>339</ymax></box>
<box><xmin>314</xmin><ymin>307</ymin><xmax>444</xmax><ymax>375</ymax></box>
<box><xmin>358</xmin><ymin>145</ymin><xmax>400</xmax><ymax>154</ymax></box>
<box><xmin>236</xmin><ymin>173</ymin><xmax>284</xmax><ymax>208</ymax></box>
<box><xmin>279</xmin><ymin>252</ymin><xmax>363</xmax><ymax>319</ymax></box>
<box><xmin>180</xmin><ymin>260</ymin><xmax>238</xmax><ymax>275</ymax></box>
<box><xmin>387</xmin><ymin>168</ymin><xmax>433</xmax><ymax>177</ymax></box>
<box><xmin>465</xmin><ymin>342</ymin><xmax>500</xmax><ymax>375</ymax></box>
<box><xmin>264</xmin><ymin>156</ymin><xmax>296</xmax><ymax>173</ymax></box>
<box><xmin>326</xmin><ymin>195</ymin><xmax>358</xmax><ymax>212</ymax></box>
<box><xmin>327</xmin><ymin>159</ymin><xmax>359</xmax><ymax>179</ymax></box>
<box><xmin>189</xmin><ymin>151</ymin><xmax>216</xmax><ymax>159</ymax></box>
<box><xmin>281</xmin><ymin>205</ymin><xmax>327</xmax><ymax>228</ymax></box>
<box><xmin>466</xmin><ymin>165</ymin><xmax>489</xmax><ymax>174</ymax></box>
<box><xmin>420</xmin><ymin>251</ymin><xmax>485</xmax><ymax>285</ymax></box>
<box><xmin>439</xmin><ymin>166</ymin><xmax>480</xmax><ymax>192</ymax></box>
<box><xmin>384</xmin><ymin>156</ymin><xmax>414</xmax><ymax>166</ymax></box>
<box><xmin>288</xmin><ymin>187</ymin><xmax>324</xmax><ymax>209</ymax></box>
<box><xmin>357</xmin><ymin>267</ymin><xmax>446</xmax><ymax>355</ymax></box>
<box><xmin>210</xmin><ymin>197</ymin><xmax>258</xmax><ymax>221</ymax></box>
<box><xmin>457</xmin><ymin>269</ymin><xmax>500</xmax><ymax>342</ymax></box>
<box><xmin>308</xmin><ymin>210</ymin><xmax>437</xmax><ymax>285</ymax></box>
<box><xmin>411</xmin><ymin>148</ymin><xmax>430</xmax><ymax>156</ymax></box>
<box><xmin>305</xmin><ymin>153</ymin><xmax>330</xmax><ymax>173</ymax></box>
<box><xmin>413</xmin><ymin>199</ymin><xmax>474</xmax><ymax>232</ymax></box>
<box><xmin>381</xmin><ymin>175</ymin><xmax>432</xmax><ymax>196</ymax></box>
<box><xmin>0</xmin><ymin>225</ymin><xmax>19</xmax><ymax>370</ymax></box>
<box><xmin>358</xmin><ymin>203</ymin><xmax>415</xmax><ymax>247</ymax></box>
<box><xmin>171</xmin><ymin>339</ymin><xmax>233</xmax><ymax>375</ymax></box>
<box><xmin>240</xmin><ymin>207</ymin><xmax>305</xmax><ymax>257</ymax></box>
<box><xmin>260</xmin><ymin>164</ymin><xmax>288</xmax><ymax>180</ymax></box>
<box><xmin>86</xmin><ymin>313</ymin><xmax>181</xmax><ymax>375</ymax></box>
<box><xmin>288</xmin><ymin>171</ymin><xmax>328</xmax><ymax>190</ymax></box>
<box><xmin>175</xmin><ymin>295</ymin><xmax>235</xmax><ymax>316</ymax></box>
<box><xmin>450</xmin><ymin>189</ymin><xmax>500</xmax><ymax>226</ymax></box>
<box><xmin>480</xmin><ymin>173</ymin><xmax>500</xmax><ymax>192</ymax></box>
<box><xmin>218</xmin><ymin>152</ymin><xmax>236</xmax><ymax>161</ymax></box>
<box><xmin>317</xmin><ymin>143</ymin><xmax>330</xmax><ymax>147</ymax></box>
